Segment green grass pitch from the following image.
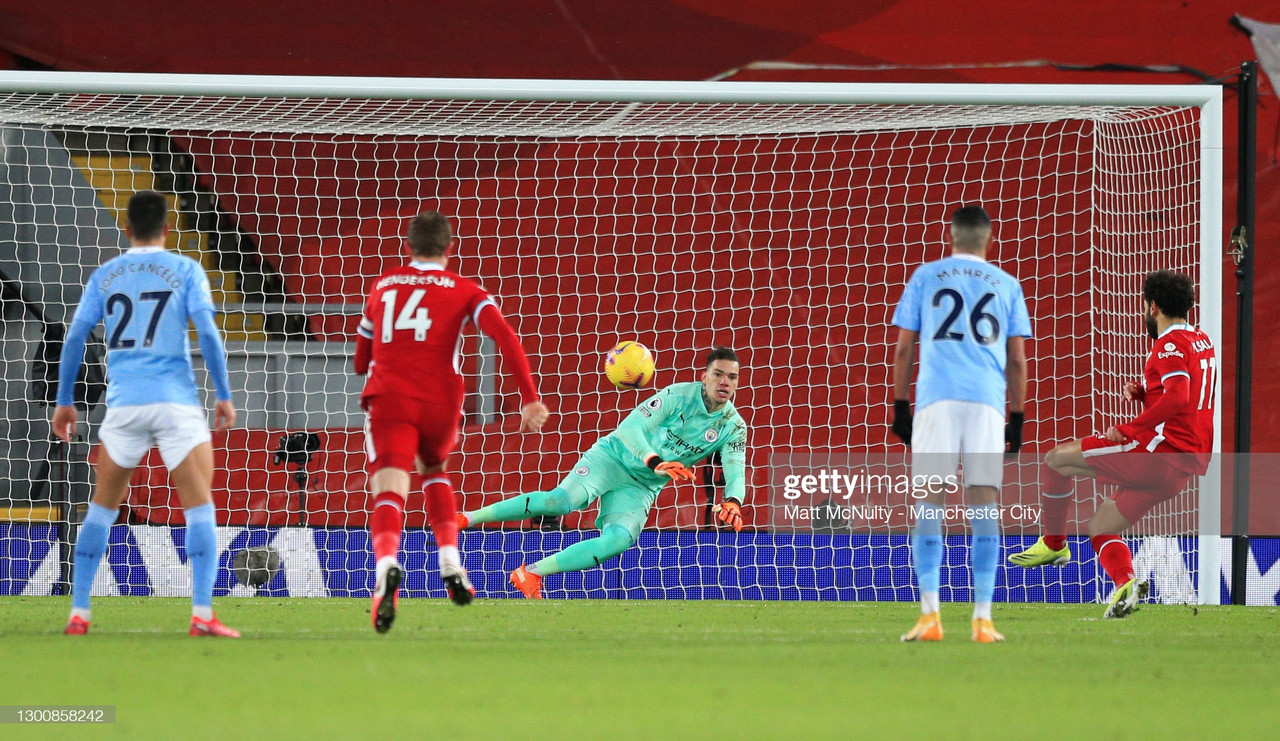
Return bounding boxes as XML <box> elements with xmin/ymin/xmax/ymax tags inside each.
<box><xmin>1</xmin><ymin>597</ymin><xmax>1275</xmax><ymax>739</ymax></box>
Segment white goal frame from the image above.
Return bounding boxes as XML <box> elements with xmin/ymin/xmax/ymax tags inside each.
<box><xmin>0</xmin><ymin>71</ymin><xmax>1223</xmax><ymax>604</ymax></box>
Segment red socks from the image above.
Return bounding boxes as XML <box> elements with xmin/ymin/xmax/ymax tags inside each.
<box><xmin>1041</xmin><ymin>463</ymin><xmax>1073</xmax><ymax>552</ymax></box>
<box><xmin>370</xmin><ymin>492</ymin><xmax>405</xmax><ymax>562</ymax></box>
<box><xmin>423</xmin><ymin>476</ymin><xmax>459</xmax><ymax>549</ymax></box>
<box><xmin>1091</xmin><ymin>534</ymin><xmax>1134</xmax><ymax>586</ymax></box>
<box><xmin>371</xmin><ymin>477</ymin><xmax>459</xmax><ymax>561</ymax></box>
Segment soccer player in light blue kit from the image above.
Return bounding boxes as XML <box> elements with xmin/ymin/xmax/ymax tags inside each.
<box><xmin>459</xmin><ymin>347</ymin><xmax>748</xmax><ymax>598</ymax></box>
<box><xmin>53</xmin><ymin>190</ymin><xmax>239</xmax><ymax>637</ymax></box>
<box><xmin>891</xmin><ymin>206</ymin><xmax>1030</xmax><ymax>643</ymax></box>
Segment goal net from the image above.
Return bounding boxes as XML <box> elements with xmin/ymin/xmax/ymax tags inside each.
<box><xmin>0</xmin><ymin>74</ymin><xmax>1221</xmax><ymax>605</ymax></box>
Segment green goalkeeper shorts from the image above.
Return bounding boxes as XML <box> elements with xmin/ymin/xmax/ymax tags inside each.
<box><xmin>558</xmin><ymin>447</ymin><xmax>656</xmax><ymax>536</ymax></box>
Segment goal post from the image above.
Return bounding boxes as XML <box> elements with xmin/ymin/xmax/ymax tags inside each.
<box><xmin>0</xmin><ymin>71</ymin><xmax>1222</xmax><ymax>605</ymax></box>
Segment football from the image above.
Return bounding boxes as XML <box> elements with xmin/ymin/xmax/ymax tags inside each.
<box><xmin>604</xmin><ymin>341</ymin><xmax>656</xmax><ymax>389</ymax></box>
<box><xmin>233</xmin><ymin>545</ymin><xmax>282</xmax><ymax>588</ymax></box>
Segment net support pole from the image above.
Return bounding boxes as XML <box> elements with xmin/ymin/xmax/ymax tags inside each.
<box><xmin>1230</xmin><ymin>61</ymin><xmax>1257</xmax><ymax>606</ymax></box>
<box><xmin>1196</xmin><ymin>83</ymin><xmax>1225</xmax><ymax>606</ymax></box>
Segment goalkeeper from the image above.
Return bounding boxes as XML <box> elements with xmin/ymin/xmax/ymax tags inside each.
<box><xmin>459</xmin><ymin>347</ymin><xmax>749</xmax><ymax>598</ymax></box>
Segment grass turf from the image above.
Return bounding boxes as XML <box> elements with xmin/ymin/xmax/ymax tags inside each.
<box><xmin>0</xmin><ymin>597</ymin><xmax>1275</xmax><ymax>739</ymax></box>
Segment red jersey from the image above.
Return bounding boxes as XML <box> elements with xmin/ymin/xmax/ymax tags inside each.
<box><xmin>1119</xmin><ymin>325</ymin><xmax>1216</xmax><ymax>474</ymax></box>
<box><xmin>357</xmin><ymin>262</ymin><xmax>492</xmax><ymax>404</ymax></box>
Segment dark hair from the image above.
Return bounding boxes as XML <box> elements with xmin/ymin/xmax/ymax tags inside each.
<box><xmin>1144</xmin><ymin>270</ymin><xmax>1195</xmax><ymax>319</ymax></box>
<box><xmin>951</xmin><ymin>205</ymin><xmax>991</xmax><ymax>230</ymax></box>
<box><xmin>127</xmin><ymin>190</ymin><xmax>168</xmax><ymax>242</ymax></box>
<box><xmin>705</xmin><ymin>346</ymin><xmax>739</xmax><ymax>368</ymax></box>
<box><xmin>407</xmin><ymin>211</ymin><xmax>453</xmax><ymax>258</ymax></box>
<box><xmin>950</xmin><ymin>205</ymin><xmax>992</xmax><ymax>249</ymax></box>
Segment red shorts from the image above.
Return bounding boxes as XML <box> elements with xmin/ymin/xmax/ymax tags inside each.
<box><xmin>363</xmin><ymin>394</ymin><xmax>461</xmax><ymax>473</ymax></box>
<box><xmin>1081</xmin><ymin>435</ymin><xmax>1194</xmax><ymax>524</ymax></box>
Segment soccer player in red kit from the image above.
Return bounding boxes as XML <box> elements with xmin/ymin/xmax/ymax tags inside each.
<box><xmin>355</xmin><ymin>211</ymin><xmax>549</xmax><ymax>633</ymax></box>
<box><xmin>1009</xmin><ymin>270</ymin><xmax>1215</xmax><ymax>618</ymax></box>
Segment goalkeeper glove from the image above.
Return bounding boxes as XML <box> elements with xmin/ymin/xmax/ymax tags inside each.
<box><xmin>891</xmin><ymin>399</ymin><xmax>913</xmax><ymax>446</ymax></box>
<box><xmin>1005</xmin><ymin>411</ymin><xmax>1025</xmax><ymax>455</ymax></box>
<box><xmin>645</xmin><ymin>454</ymin><xmax>696</xmax><ymax>482</ymax></box>
<box><xmin>713</xmin><ymin>500</ymin><xmax>743</xmax><ymax>532</ymax></box>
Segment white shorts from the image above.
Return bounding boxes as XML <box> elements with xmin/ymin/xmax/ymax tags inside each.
<box><xmin>99</xmin><ymin>403</ymin><xmax>212</xmax><ymax>471</ymax></box>
<box><xmin>911</xmin><ymin>400</ymin><xmax>1005</xmax><ymax>488</ymax></box>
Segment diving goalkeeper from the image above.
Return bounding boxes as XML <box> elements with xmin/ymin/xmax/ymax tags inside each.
<box><xmin>459</xmin><ymin>347</ymin><xmax>749</xmax><ymax>598</ymax></box>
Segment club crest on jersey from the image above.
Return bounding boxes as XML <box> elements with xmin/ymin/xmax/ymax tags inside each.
<box><xmin>574</xmin><ymin>465</ymin><xmax>590</xmax><ymax>476</ymax></box>
<box><xmin>704</xmin><ymin>428</ymin><xmax>719</xmax><ymax>443</ymax></box>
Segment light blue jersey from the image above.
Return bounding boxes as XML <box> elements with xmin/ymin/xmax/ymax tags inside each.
<box><xmin>58</xmin><ymin>246</ymin><xmax>231</xmax><ymax>408</ymax></box>
<box><xmin>892</xmin><ymin>253</ymin><xmax>1031</xmax><ymax>412</ymax></box>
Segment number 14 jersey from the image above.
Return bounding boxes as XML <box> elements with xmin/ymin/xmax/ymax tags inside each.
<box><xmin>357</xmin><ymin>262</ymin><xmax>494</xmax><ymax>404</ymax></box>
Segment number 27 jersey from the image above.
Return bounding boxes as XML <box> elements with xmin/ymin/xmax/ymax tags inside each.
<box><xmin>357</xmin><ymin>262</ymin><xmax>494</xmax><ymax>404</ymax></box>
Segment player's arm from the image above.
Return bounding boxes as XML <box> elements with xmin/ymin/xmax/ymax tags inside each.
<box><xmin>51</xmin><ymin>279</ymin><xmax>105</xmax><ymax>442</ymax></box>
<box><xmin>891</xmin><ymin>328</ymin><xmax>917</xmax><ymax>444</ymax></box>
<box><xmin>354</xmin><ymin>293</ymin><xmax>376</xmax><ymax>376</ymax></box>
<box><xmin>612</xmin><ymin>386</ymin><xmax>691</xmax><ymax>480</ymax></box>
<box><xmin>1113</xmin><ymin>372</ymin><xmax>1191</xmax><ymax>440</ymax></box>
<box><xmin>889</xmin><ymin>271</ymin><xmax>922</xmax><ymax>445</ymax></box>
<box><xmin>713</xmin><ymin>424</ymin><xmax>749</xmax><ymax>531</ymax></box>
<box><xmin>474</xmin><ymin>302</ymin><xmax>547</xmax><ymax>432</ymax></box>
<box><xmin>1004</xmin><ymin>335</ymin><xmax>1027</xmax><ymax>453</ymax></box>
<box><xmin>192</xmin><ymin>309</ymin><xmax>236</xmax><ymax>430</ymax></box>
<box><xmin>185</xmin><ymin>266</ymin><xmax>235</xmax><ymax>430</ymax></box>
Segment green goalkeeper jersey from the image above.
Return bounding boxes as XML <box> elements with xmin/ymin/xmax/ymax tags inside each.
<box><xmin>593</xmin><ymin>381</ymin><xmax>749</xmax><ymax>503</ymax></box>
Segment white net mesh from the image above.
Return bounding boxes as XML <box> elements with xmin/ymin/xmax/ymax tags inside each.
<box><xmin>0</xmin><ymin>83</ymin><xmax>1209</xmax><ymax>603</ymax></box>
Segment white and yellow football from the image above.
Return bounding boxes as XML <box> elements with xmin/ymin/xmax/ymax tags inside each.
<box><xmin>604</xmin><ymin>341</ymin><xmax>656</xmax><ymax>389</ymax></box>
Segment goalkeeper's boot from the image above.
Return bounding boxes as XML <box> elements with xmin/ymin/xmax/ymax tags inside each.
<box><xmin>442</xmin><ymin>563</ymin><xmax>475</xmax><ymax>606</ymax></box>
<box><xmin>900</xmin><ymin>612</ymin><xmax>943</xmax><ymax>642</ymax></box>
<box><xmin>190</xmin><ymin>614</ymin><xmax>241</xmax><ymax>638</ymax></box>
<box><xmin>456</xmin><ymin>512</ymin><xmax>471</xmax><ymax>530</ymax></box>
<box><xmin>510</xmin><ymin>565</ymin><xmax>543</xmax><ymax>599</ymax></box>
<box><xmin>64</xmin><ymin>615</ymin><xmax>89</xmax><ymax>636</ymax></box>
<box><xmin>971</xmin><ymin>618</ymin><xmax>1004</xmax><ymax>643</ymax></box>
<box><xmin>1103</xmin><ymin>578</ymin><xmax>1149</xmax><ymax>620</ymax></box>
<box><xmin>372</xmin><ymin>556</ymin><xmax>403</xmax><ymax>634</ymax></box>
<box><xmin>1007</xmin><ymin>536</ymin><xmax>1071</xmax><ymax>567</ymax></box>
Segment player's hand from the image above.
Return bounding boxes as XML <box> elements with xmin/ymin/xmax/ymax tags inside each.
<box><xmin>520</xmin><ymin>401</ymin><xmax>549</xmax><ymax>432</ymax></box>
<box><xmin>1103</xmin><ymin>426</ymin><xmax>1128</xmax><ymax>443</ymax></box>
<box><xmin>646</xmin><ymin>455</ymin><xmax>696</xmax><ymax>482</ymax></box>
<box><xmin>1123</xmin><ymin>382</ymin><xmax>1145</xmax><ymax>402</ymax></box>
<box><xmin>1005</xmin><ymin>411</ymin><xmax>1025</xmax><ymax>456</ymax></box>
<box><xmin>51</xmin><ymin>405</ymin><xmax>77</xmax><ymax>443</ymax></box>
<box><xmin>891</xmin><ymin>399</ymin><xmax>912</xmax><ymax>446</ymax></box>
<box><xmin>713</xmin><ymin>500</ymin><xmax>744</xmax><ymax>532</ymax></box>
<box><xmin>214</xmin><ymin>400</ymin><xmax>237</xmax><ymax>431</ymax></box>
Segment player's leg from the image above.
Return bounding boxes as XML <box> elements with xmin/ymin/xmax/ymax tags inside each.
<box><xmin>159</xmin><ymin>404</ymin><xmax>237</xmax><ymax>637</ymax></box>
<box><xmin>511</xmin><ymin>489</ymin><xmax>648</xmax><ymax>599</ymax></box>
<box><xmin>1009</xmin><ymin>438</ymin><xmax>1095</xmax><ymax>567</ymax></box>
<box><xmin>1079</xmin><ymin>447</ymin><xmax>1187</xmax><ymax>618</ymax></box>
<box><xmin>961</xmin><ymin>402</ymin><xmax>1005</xmax><ymax>643</ymax></box>
<box><xmin>418</xmin><ymin>459</ymin><xmax>474</xmax><ymax>606</ymax></box>
<box><xmin>901</xmin><ymin>402</ymin><xmax>956</xmax><ymax>642</ymax></box>
<box><xmin>461</xmin><ymin>451</ymin><xmax>605</xmax><ymax>526</ymax></box>
<box><xmin>65</xmin><ymin>413</ymin><xmax>140</xmax><ymax>634</ymax></box>
<box><xmin>363</xmin><ymin>397</ymin><xmax>417</xmax><ymax>633</ymax></box>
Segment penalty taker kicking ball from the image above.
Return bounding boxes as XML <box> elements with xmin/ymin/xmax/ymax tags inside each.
<box><xmin>604</xmin><ymin>341</ymin><xmax>656</xmax><ymax>389</ymax></box>
<box><xmin>233</xmin><ymin>545</ymin><xmax>282</xmax><ymax>588</ymax></box>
